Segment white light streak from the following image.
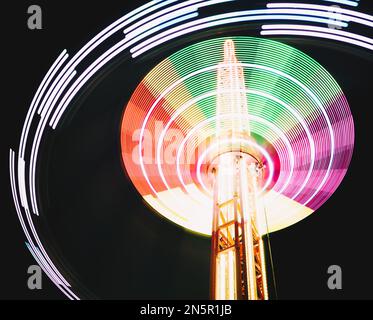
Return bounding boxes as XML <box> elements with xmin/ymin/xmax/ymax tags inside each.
<box><xmin>261</xmin><ymin>29</ymin><xmax>373</xmax><ymax>51</ymax></box>
<box><xmin>124</xmin><ymin>0</ymin><xmax>231</xmax><ymax>36</ymax></box>
<box><xmin>131</xmin><ymin>9</ymin><xmax>351</xmax><ymax>57</ymax></box>
<box><xmin>262</xmin><ymin>24</ymin><xmax>373</xmax><ymax>45</ymax></box>
<box><xmin>50</xmin><ymin>12</ymin><xmax>199</xmax><ymax>129</ymax></box>
<box><xmin>323</xmin><ymin>0</ymin><xmax>359</xmax><ymax>7</ymax></box>
<box><xmin>267</xmin><ymin>3</ymin><xmax>373</xmax><ymax>24</ymax></box>
<box><xmin>10</xmin><ymin>150</ymin><xmax>74</xmax><ymax>294</ymax></box>
<box><xmin>20</xmin><ymin>50</ymin><xmax>68</xmax><ymax>158</ymax></box>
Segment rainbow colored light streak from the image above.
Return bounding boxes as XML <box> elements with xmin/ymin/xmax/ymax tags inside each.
<box><xmin>121</xmin><ymin>37</ymin><xmax>354</xmax><ymax>235</ymax></box>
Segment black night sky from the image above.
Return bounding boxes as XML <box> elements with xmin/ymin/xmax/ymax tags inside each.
<box><xmin>1</xmin><ymin>0</ymin><xmax>373</xmax><ymax>300</ymax></box>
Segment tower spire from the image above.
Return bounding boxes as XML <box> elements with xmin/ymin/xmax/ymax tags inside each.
<box><xmin>216</xmin><ymin>39</ymin><xmax>250</xmax><ymax>139</ymax></box>
<box><xmin>224</xmin><ymin>39</ymin><xmax>237</xmax><ymax>63</ymax></box>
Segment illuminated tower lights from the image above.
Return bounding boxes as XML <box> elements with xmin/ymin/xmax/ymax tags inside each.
<box><xmin>210</xmin><ymin>40</ymin><xmax>268</xmax><ymax>300</ymax></box>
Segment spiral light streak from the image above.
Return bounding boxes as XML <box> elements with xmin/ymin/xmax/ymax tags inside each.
<box><xmin>167</xmin><ymin>89</ymin><xmax>310</xmax><ymax>198</ymax></box>
<box><xmin>121</xmin><ymin>36</ymin><xmax>354</xmax><ymax>235</ymax></box>
<box><xmin>176</xmin><ymin>114</ymin><xmax>295</xmax><ymax>199</ymax></box>
<box><xmin>136</xmin><ymin>60</ymin><xmax>331</xmax><ymax>208</ymax></box>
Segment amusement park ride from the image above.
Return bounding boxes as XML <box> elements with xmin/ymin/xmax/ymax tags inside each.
<box><xmin>9</xmin><ymin>0</ymin><xmax>364</xmax><ymax>300</ymax></box>
<box><xmin>120</xmin><ymin>36</ymin><xmax>354</xmax><ymax>301</ymax></box>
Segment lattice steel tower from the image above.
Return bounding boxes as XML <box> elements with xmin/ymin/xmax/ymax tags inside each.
<box><xmin>210</xmin><ymin>40</ymin><xmax>269</xmax><ymax>300</ymax></box>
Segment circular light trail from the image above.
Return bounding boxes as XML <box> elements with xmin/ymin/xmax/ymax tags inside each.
<box><xmin>121</xmin><ymin>36</ymin><xmax>354</xmax><ymax>236</ymax></box>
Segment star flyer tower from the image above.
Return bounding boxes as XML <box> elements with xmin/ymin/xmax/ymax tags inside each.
<box><xmin>210</xmin><ymin>40</ymin><xmax>268</xmax><ymax>300</ymax></box>
<box><xmin>121</xmin><ymin>36</ymin><xmax>354</xmax><ymax>303</ymax></box>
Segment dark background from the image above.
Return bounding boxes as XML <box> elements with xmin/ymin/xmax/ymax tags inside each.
<box><xmin>1</xmin><ymin>0</ymin><xmax>373</xmax><ymax>300</ymax></box>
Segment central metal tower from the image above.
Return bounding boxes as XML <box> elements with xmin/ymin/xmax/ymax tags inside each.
<box><xmin>210</xmin><ymin>40</ymin><xmax>269</xmax><ymax>300</ymax></box>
